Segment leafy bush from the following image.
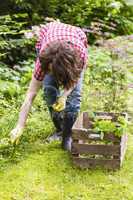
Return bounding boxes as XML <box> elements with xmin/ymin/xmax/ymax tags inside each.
<box><xmin>92</xmin><ymin>116</ymin><xmax>127</xmax><ymax>137</ymax></box>
<box><xmin>0</xmin><ymin>59</ymin><xmax>34</xmax><ymax>100</ymax></box>
<box><xmin>0</xmin><ymin>13</ymin><xmax>35</xmax><ymax>102</ymax></box>
<box><xmin>9</xmin><ymin>0</ymin><xmax>133</xmax><ymax>41</ymax></box>
<box><xmin>0</xmin><ymin>14</ymin><xmax>35</xmax><ymax>66</ymax></box>
<box><xmin>83</xmin><ymin>36</ymin><xmax>131</xmax><ymax>113</ymax></box>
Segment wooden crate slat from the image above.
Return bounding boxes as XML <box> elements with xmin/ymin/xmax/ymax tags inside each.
<box><xmin>120</xmin><ymin>134</ymin><xmax>128</xmax><ymax>164</ymax></box>
<box><xmin>94</xmin><ymin>112</ymin><xmax>127</xmax><ymax>122</ymax></box>
<box><xmin>83</xmin><ymin>112</ymin><xmax>90</xmax><ymax>128</ymax></box>
<box><xmin>103</xmin><ymin>133</ymin><xmax>121</xmax><ymax>143</ymax></box>
<box><xmin>94</xmin><ymin>112</ymin><xmax>118</xmax><ymax>118</ymax></box>
<box><xmin>72</xmin><ymin>129</ymin><xmax>101</xmax><ymax>141</ymax></box>
<box><xmin>72</xmin><ymin>129</ymin><xmax>121</xmax><ymax>142</ymax></box>
<box><xmin>72</xmin><ymin>112</ymin><xmax>83</xmax><ymax>129</ymax></box>
<box><xmin>72</xmin><ymin>143</ymin><xmax>120</xmax><ymax>156</ymax></box>
<box><xmin>72</xmin><ymin>157</ymin><xmax>120</xmax><ymax>169</ymax></box>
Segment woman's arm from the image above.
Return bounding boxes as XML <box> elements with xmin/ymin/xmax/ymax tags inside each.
<box><xmin>10</xmin><ymin>76</ymin><xmax>42</xmax><ymax>144</ymax></box>
<box><xmin>17</xmin><ymin>75</ymin><xmax>42</xmax><ymax>128</ymax></box>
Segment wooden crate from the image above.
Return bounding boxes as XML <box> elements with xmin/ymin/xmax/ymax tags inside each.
<box><xmin>71</xmin><ymin>112</ymin><xmax>128</xmax><ymax>170</ymax></box>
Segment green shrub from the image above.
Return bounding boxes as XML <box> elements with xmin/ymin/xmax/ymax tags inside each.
<box><xmin>92</xmin><ymin>116</ymin><xmax>127</xmax><ymax>137</ymax></box>
<box><xmin>0</xmin><ymin>14</ymin><xmax>35</xmax><ymax>66</ymax></box>
<box><xmin>8</xmin><ymin>0</ymin><xmax>133</xmax><ymax>43</ymax></box>
<box><xmin>83</xmin><ymin>36</ymin><xmax>129</xmax><ymax>113</ymax></box>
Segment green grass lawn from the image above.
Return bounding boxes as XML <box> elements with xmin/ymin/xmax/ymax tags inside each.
<box><xmin>0</xmin><ymin>36</ymin><xmax>133</xmax><ymax>200</ymax></box>
<box><xmin>0</xmin><ymin>133</ymin><xmax>133</xmax><ymax>200</ymax></box>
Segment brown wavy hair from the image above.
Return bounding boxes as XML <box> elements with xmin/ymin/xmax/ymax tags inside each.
<box><xmin>39</xmin><ymin>41</ymin><xmax>83</xmax><ymax>90</ymax></box>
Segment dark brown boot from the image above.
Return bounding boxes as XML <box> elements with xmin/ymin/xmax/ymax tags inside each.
<box><xmin>62</xmin><ymin>112</ymin><xmax>78</xmax><ymax>151</ymax></box>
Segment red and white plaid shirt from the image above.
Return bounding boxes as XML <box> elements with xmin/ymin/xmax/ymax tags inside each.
<box><xmin>34</xmin><ymin>22</ymin><xmax>88</xmax><ymax>81</ymax></box>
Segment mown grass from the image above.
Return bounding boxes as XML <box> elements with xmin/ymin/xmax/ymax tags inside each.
<box><xmin>0</xmin><ymin>133</ymin><xmax>133</xmax><ymax>200</ymax></box>
<box><xmin>0</xmin><ymin>36</ymin><xmax>133</xmax><ymax>200</ymax></box>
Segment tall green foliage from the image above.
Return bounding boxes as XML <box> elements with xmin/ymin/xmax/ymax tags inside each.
<box><xmin>0</xmin><ymin>13</ymin><xmax>35</xmax><ymax>65</ymax></box>
<box><xmin>83</xmin><ymin>35</ymin><xmax>132</xmax><ymax>113</ymax></box>
<box><xmin>0</xmin><ymin>13</ymin><xmax>35</xmax><ymax>100</ymax></box>
<box><xmin>8</xmin><ymin>0</ymin><xmax>133</xmax><ymax>41</ymax></box>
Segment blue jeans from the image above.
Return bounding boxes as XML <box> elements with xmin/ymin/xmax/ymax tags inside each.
<box><xmin>43</xmin><ymin>71</ymin><xmax>84</xmax><ymax>112</ymax></box>
<box><xmin>43</xmin><ymin>71</ymin><xmax>84</xmax><ymax>130</ymax></box>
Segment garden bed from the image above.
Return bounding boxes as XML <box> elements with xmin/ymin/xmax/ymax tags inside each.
<box><xmin>71</xmin><ymin>112</ymin><xmax>128</xmax><ymax>170</ymax></box>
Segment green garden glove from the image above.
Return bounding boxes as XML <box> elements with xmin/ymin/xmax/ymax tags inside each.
<box><xmin>10</xmin><ymin>126</ymin><xmax>24</xmax><ymax>145</ymax></box>
<box><xmin>52</xmin><ymin>95</ymin><xmax>67</xmax><ymax>112</ymax></box>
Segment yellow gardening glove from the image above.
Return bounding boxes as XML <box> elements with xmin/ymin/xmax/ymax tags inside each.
<box><xmin>52</xmin><ymin>95</ymin><xmax>67</xmax><ymax>112</ymax></box>
<box><xmin>10</xmin><ymin>126</ymin><xmax>24</xmax><ymax>145</ymax></box>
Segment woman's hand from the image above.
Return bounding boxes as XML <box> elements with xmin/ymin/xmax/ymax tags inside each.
<box><xmin>10</xmin><ymin>125</ymin><xmax>24</xmax><ymax>145</ymax></box>
<box><xmin>52</xmin><ymin>95</ymin><xmax>67</xmax><ymax>112</ymax></box>
<box><xmin>52</xmin><ymin>86</ymin><xmax>75</xmax><ymax>112</ymax></box>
